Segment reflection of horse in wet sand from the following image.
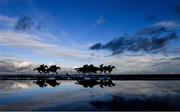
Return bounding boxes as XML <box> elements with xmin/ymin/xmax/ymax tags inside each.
<box><xmin>33</xmin><ymin>64</ymin><xmax>48</xmax><ymax>75</ymax></box>
<box><xmin>33</xmin><ymin>79</ymin><xmax>60</xmax><ymax>87</ymax></box>
<box><xmin>75</xmin><ymin>79</ymin><xmax>115</xmax><ymax>88</ymax></box>
<box><xmin>46</xmin><ymin>79</ymin><xmax>60</xmax><ymax>87</ymax></box>
<box><xmin>75</xmin><ymin>79</ymin><xmax>99</xmax><ymax>88</ymax></box>
<box><xmin>33</xmin><ymin>79</ymin><xmax>47</xmax><ymax>88</ymax></box>
<box><xmin>99</xmin><ymin>80</ymin><xmax>116</xmax><ymax>88</ymax></box>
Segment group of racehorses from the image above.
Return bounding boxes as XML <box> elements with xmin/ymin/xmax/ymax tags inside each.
<box><xmin>34</xmin><ymin>64</ymin><xmax>61</xmax><ymax>75</ymax></box>
<box><xmin>34</xmin><ymin>64</ymin><xmax>116</xmax><ymax>75</ymax></box>
<box><xmin>75</xmin><ymin>64</ymin><xmax>116</xmax><ymax>74</ymax></box>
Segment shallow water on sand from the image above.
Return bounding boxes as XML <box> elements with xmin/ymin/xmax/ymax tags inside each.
<box><xmin>0</xmin><ymin>80</ymin><xmax>180</xmax><ymax>110</ymax></box>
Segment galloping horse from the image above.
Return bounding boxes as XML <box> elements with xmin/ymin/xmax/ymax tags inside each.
<box><xmin>33</xmin><ymin>64</ymin><xmax>48</xmax><ymax>75</ymax></box>
<box><xmin>45</xmin><ymin>65</ymin><xmax>61</xmax><ymax>75</ymax></box>
<box><xmin>106</xmin><ymin>65</ymin><xmax>116</xmax><ymax>74</ymax></box>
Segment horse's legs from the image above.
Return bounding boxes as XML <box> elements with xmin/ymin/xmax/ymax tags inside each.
<box><xmin>38</xmin><ymin>70</ymin><xmax>42</xmax><ymax>75</ymax></box>
<box><xmin>109</xmin><ymin>71</ymin><xmax>111</xmax><ymax>74</ymax></box>
<box><xmin>104</xmin><ymin>70</ymin><xmax>106</xmax><ymax>74</ymax></box>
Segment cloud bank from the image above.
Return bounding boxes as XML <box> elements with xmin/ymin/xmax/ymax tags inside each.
<box><xmin>90</xmin><ymin>21</ymin><xmax>179</xmax><ymax>55</ymax></box>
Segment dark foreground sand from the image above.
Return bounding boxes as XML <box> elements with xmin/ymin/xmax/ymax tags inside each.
<box><xmin>0</xmin><ymin>74</ymin><xmax>180</xmax><ymax>80</ymax></box>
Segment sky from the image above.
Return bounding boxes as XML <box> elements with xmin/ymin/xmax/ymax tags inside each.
<box><xmin>1</xmin><ymin>0</ymin><xmax>180</xmax><ymax>74</ymax></box>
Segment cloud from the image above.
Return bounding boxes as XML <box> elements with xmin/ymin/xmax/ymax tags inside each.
<box><xmin>0</xmin><ymin>56</ymin><xmax>78</xmax><ymax>74</ymax></box>
<box><xmin>92</xmin><ymin>15</ymin><xmax>106</xmax><ymax>27</ymax></box>
<box><xmin>151</xmin><ymin>21</ymin><xmax>180</xmax><ymax>28</ymax></box>
<box><xmin>89</xmin><ymin>43</ymin><xmax>103</xmax><ymax>50</ymax></box>
<box><xmin>90</xmin><ymin>21</ymin><xmax>179</xmax><ymax>55</ymax></box>
<box><xmin>0</xmin><ymin>57</ymin><xmax>33</xmax><ymax>74</ymax></box>
<box><xmin>136</xmin><ymin>26</ymin><xmax>167</xmax><ymax>36</ymax></box>
<box><xmin>90</xmin><ymin>32</ymin><xmax>178</xmax><ymax>55</ymax></box>
<box><xmin>0</xmin><ymin>14</ymin><xmax>49</xmax><ymax>31</ymax></box>
<box><xmin>0</xmin><ymin>30</ymin><xmax>91</xmax><ymax>60</ymax></box>
<box><xmin>174</xmin><ymin>4</ymin><xmax>180</xmax><ymax>18</ymax></box>
<box><xmin>145</xmin><ymin>16</ymin><xmax>156</xmax><ymax>21</ymax></box>
<box><xmin>96</xmin><ymin>15</ymin><xmax>106</xmax><ymax>25</ymax></box>
<box><xmin>0</xmin><ymin>15</ymin><xmax>17</xmax><ymax>26</ymax></box>
<box><xmin>14</xmin><ymin>16</ymin><xmax>34</xmax><ymax>31</ymax></box>
<box><xmin>94</xmin><ymin>54</ymin><xmax>180</xmax><ymax>74</ymax></box>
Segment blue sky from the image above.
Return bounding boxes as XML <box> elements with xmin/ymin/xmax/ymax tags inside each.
<box><xmin>1</xmin><ymin>0</ymin><xmax>180</xmax><ymax>74</ymax></box>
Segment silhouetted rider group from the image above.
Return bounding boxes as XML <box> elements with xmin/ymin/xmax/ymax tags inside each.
<box><xmin>34</xmin><ymin>64</ymin><xmax>61</xmax><ymax>75</ymax></box>
<box><xmin>74</xmin><ymin>64</ymin><xmax>116</xmax><ymax>74</ymax></box>
<box><xmin>34</xmin><ymin>64</ymin><xmax>115</xmax><ymax>75</ymax></box>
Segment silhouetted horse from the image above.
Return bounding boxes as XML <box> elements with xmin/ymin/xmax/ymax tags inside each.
<box><xmin>106</xmin><ymin>65</ymin><xmax>116</xmax><ymax>74</ymax></box>
<box><xmin>88</xmin><ymin>64</ymin><xmax>99</xmax><ymax>74</ymax></box>
<box><xmin>74</xmin><ymin>67</ymin><xmax>84</xmax><ymax>74</ymax></box>
<box><xmin>45</xmin><ymin>65</ymin><xmax>61</xmax><ymax>75</ymax></box>
<box><xmin>75</xmin><ymin>64</ymin><xmax>98</xmax><ymax>75</ymax></box>
<box><xmin>33</xmin><ymin>64</ymin><xmax>48</xmax><ymax>75</ymax></box>
<box><xmin>98</xmin><ymin>64</ymin><xmax>104</xmax><ymax>74</ymax></box>
<box><xmin>75</xmin><ymin>64</ymin><xmax>89</xmax><ymax>74</ymax></box>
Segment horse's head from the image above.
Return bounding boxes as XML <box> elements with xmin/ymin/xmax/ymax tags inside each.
<box><xmin>112</xmin><ymin>66</ymin><xmax>116</xmax><ymax>69</ymax></box>
<box><xmin>57</xmin><ymin>66</ymin><xmax>61</xmax><ymax>69</ymax></box>
<box><xmin>44</xmin><ymin>65</ymin><xmax>48</xmax><ymax>68</ymax></box>
<box><xmin>100</xmin><ymin>64</ymin><xmax>103</xmax><ymax>67</ymax></box>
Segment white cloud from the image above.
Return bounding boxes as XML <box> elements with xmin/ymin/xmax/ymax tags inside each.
<box><xmin>96</xmin><ymin>15</ymin><xmax>106</xmax><ymax>25</ymax></box>
<box><xmin>0</xmin><ymin>30</ymin><xmax>91</xmax><ymax>60</ymax></box>
<box><xmin>92</xmin><ymin>15</ymin><xmax>106</xmax><ymax>27</ymax></box>
<box><xmin>93</xmin><ymin>54</ymin><xmax>180</xmax><ymax>74</ymax></box>
<box><xmin>14</xmin><ymin>61</ymin><xmax>31</xmax><ymax>68</ymax></box>
<box><xmin>0</xmin><ymin>15</ymin><xmax>17</xmax><ymax>26</ymax></box>
<box><xmin>151</xmin><ymin>20</ymin><xmax>180</xmax><ymax>28</ymax></box>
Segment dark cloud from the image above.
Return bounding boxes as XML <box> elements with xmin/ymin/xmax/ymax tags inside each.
<box><xmin>90</xmin><ymin>43</ymin><xmax>103</xmax><ymax>50</ymax></box>
<box><xmin>35</xmin><ymin>16</ymin><xmax>50</xmax><ymax>30</ymax></box>
<box><xmin>14</xmin><ymin>16</ymin><xmax>50</xmax><ymax>31</ymax></box>
<box><xmin>0</xmin><ymin>59</ymin><xmax>33</xmax><ymax>74</ymax></box>
<box><xmin>136</xmin><ymin>27</ymin><xmax>168</xmax><ymax>36</ymax></box>
<box><xmin>174</xmin><ymin>5</ymin><xmax>180</xmax><ymax>18</ymax></box>
<box><xmin>146</xmin><ymin>16</ymin><xmax>156</xmax><ymax>21</ymax></box>
<box><xmin>15</xmin><ymin>16</ymin><xmax>33</xmax><ymax>31</ymax></box>
<box><xmin>90</xmin><ymin>25</ymin><xmax>178</xmax><ymax>55</ymax></box>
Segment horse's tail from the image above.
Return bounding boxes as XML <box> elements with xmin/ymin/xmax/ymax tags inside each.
<box><xmin>74</xmin><ymin>68</ymin><xmax>79</xmax><ymax>70</ymax></box>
